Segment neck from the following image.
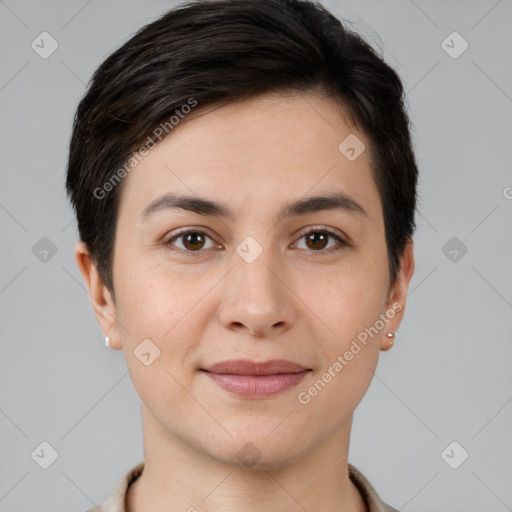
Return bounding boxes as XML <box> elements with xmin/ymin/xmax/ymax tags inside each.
<box><xmin>126</xmin><ymin>405</ymin><xmax>367</xmax><ymax>512</ymax></box>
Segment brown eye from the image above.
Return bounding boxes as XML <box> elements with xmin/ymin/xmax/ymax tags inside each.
<box><xmin>294</xmin><ymin>229</ymin><xmax>347</xmax><ymax>254</ymax></box>
<box><xmin>165</xmin><ymin>230</ymin><xmax>218</xmax><ymax>254</ymax></box>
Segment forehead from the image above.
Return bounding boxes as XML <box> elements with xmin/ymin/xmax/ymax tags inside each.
<box><xmin>117</xmin><ymin>91</ymin><xmax>381</xmax><ymax>225</ymax></box>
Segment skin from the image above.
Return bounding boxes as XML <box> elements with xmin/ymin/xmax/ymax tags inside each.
<box><xmin>75</xmin><ymin>91</ymin><xmax>414</xmax><ymax>512</ymax></box>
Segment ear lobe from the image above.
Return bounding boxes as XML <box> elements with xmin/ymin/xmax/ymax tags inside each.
<box><xmin>380</xmin><ymin>333</ymin><xmax>395</xmax><ymax>352</ymax></box>
<box><xmin>74</xmin><ymin>241</ymin><xmax>121</xmax><ymax>349</ymax></box>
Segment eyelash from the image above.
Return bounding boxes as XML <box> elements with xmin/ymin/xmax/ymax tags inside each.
<box><xmin>164</xmin><ymin>227</ymin><xmax>349</xmax><ymax>257</ymax></box>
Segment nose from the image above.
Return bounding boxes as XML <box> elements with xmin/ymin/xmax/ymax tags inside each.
<box><xmin>217</xmin><ymin>245</ymin><xmax>296</xmax><ymax>338</ymax></box>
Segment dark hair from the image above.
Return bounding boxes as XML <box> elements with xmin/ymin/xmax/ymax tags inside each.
<box><xmin>66</xmin><ymin>0</ymin><xmax>418</xmax><ymax>297</ymax></box>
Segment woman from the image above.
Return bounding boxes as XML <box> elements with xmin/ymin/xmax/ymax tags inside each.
<box><xmin>67</xmin><ymin>0</ymin><xmax>417</xmax><ymax>510</ymax></box>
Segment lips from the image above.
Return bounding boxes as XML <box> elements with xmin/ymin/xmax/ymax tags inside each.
<box><xmin>202</xmin><ymin>359</ymin><xmax>309</xmax><ymax>375</ymax></box>
<box><xmin>200</xmin><ymin>359</ymin><xmax>311</xmax><ymax>398</ymax></box>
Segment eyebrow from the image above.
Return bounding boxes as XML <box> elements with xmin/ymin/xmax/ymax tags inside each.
<box><xmin>140</xmin><ymin>191</ymin><xmax>368</xmax><ymax>223</ymax></box>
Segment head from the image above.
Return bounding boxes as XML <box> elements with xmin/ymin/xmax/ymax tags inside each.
<box><xmin>68</xmin><ymin>0</ymin><xmax>417</xmax><ymax>468</ymax></box>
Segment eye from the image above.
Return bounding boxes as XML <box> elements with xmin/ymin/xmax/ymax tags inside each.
<box><xmin>164</xmin><ymin>229</ymin><xmax>219</xmax><ymax>255</ymax></box>
<box><xmin>164</xmin><ymin>227</ymin><xmax>348</xmax><ymax>257</ymax></box>
<box><xmin>293</xmin><ymin>228</ymin><xmax>348</xmax><ymax>254</ymax></box>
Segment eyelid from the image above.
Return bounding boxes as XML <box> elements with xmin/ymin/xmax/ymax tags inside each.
<box><xmin>293</xmin><ymin>225</ymin><xmax>347</xmax><ymax>242</ymax></box>
<box><xmin>165</xmin><ymin>226</ymin><xmax>217</xmax><ymax>241</ymax></box>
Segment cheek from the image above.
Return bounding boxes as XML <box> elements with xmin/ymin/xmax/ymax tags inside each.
<box><xmin>296</xmin><ymin>278</ymin><xmax>383</xmax><ymax>422</ymax></box>
<box><xmin>113</xmin><ymin>269</ymin><xmax>207</xmax><ymax>419</ymax></box>
<box><xmin>320</xmin><ymin>288</ymin><xmax>382</xmax><ymax>392</ymax></box>
<box><xmin>114</xmin><ymin>252</ymin><xmax>205</xmax><ymax>336</ymax></box>
<box><xmin>304</xmin><ymin>260</ymin><xmax>388</xmax><ymax>340</ymax></box>
<box><xmin>300</xmin><ymin>348</ymin><xmax>379</xmax><ymax>435</ymax></box>
<box><xmin>303</xmin><ymin>250</ymin><xmax>387</xmax><ymax>383</ymax></box>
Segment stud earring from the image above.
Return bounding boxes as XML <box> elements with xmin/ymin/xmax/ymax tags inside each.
<box><xmin>104</xmin><ymin>336</ymin><xmax>110</xmax><ymax>347</ymax></box>
<box><xmin>386</xmin><ymin>333</ymin><xmax>396</xmax><ymax>338</ymax></box>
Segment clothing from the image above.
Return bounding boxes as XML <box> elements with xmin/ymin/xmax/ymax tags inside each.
<box><xmin>85</xmin><ymin>461</ymin><xmax>398</xmax><ymax>512</ymax></box>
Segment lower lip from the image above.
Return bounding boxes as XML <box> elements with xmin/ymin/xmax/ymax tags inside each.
<box><xmin>201</xmin><ymin>370</ymin><xmax>310</xmax><ymax>398</ymax></box>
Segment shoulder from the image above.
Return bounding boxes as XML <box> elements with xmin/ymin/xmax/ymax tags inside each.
<box><xmin>83</xmin><ymin>462</ymin><xmax>144</xmax><ymax>512</ymax></box>
<box><xmin>348</xmin><ymin>463</ymin><xmax>398</xmax><ymax>512</ymax></box>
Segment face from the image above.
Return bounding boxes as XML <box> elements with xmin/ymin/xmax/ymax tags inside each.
<box><xmin>77</xmin><ymin>91</ymin><xmax>414</xmax><ymax>469</ymax></box>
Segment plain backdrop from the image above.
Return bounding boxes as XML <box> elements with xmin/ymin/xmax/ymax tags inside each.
<box><xmin>0</xmin><ymin>1</ymin><xmax>511</xmax><ymax>511</ymax></box>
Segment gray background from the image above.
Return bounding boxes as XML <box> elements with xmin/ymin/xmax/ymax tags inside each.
<box><xmin>1</xmin><ymin>0</ymin><xmax>511</xmax><ymax>510</ymax></box>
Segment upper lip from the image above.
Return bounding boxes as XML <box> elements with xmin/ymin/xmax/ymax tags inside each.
<box><xmin>202</xmin><ymin>359</ymin><xmax>310</xmax><ymax>375</ymax></box>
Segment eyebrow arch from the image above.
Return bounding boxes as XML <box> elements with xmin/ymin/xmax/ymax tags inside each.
<box><xmin>140</xmin><ymin>191</ymin><xmax>368</xmax><ymax>222</ymax></box>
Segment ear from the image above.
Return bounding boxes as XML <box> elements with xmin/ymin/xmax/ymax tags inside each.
<box><xmin>74</xmin><ymin>241</ymin><xmax>122</xmax><ymax>350</ymax></box>
<box><xmin>380</xmin><ymin>240</ymin><xmax>415</xmax><ymax>351</ymax></box>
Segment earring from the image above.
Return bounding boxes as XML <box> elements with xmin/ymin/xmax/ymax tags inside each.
<box><xmin>386</xmin><ymin>333</ymin><xmax>396</xmax><ymax>338</ymax></box>
<box><xmin>104</xmin><ymin>336</ymin><xmax>110</xmax><ymax>347</ymax></box>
